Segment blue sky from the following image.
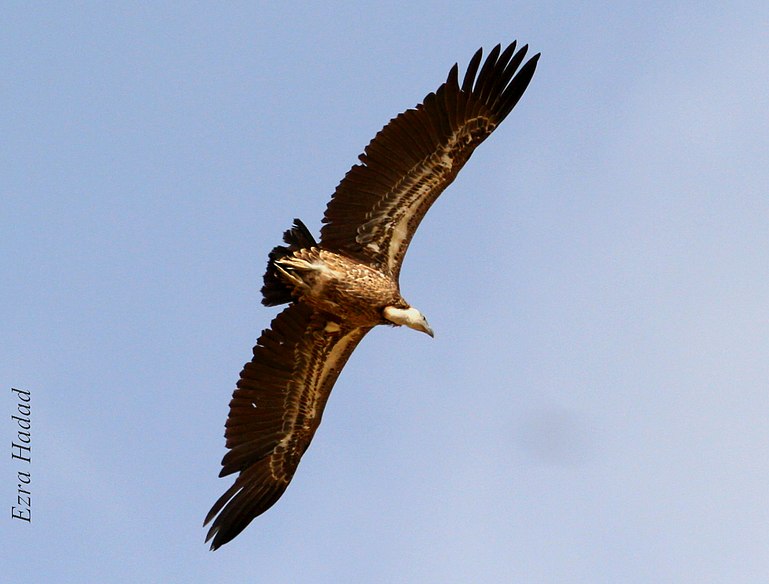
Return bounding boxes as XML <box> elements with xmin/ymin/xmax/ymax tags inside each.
<box><xmin>3</xmin><ymin>2</ymin><xmax>769</xmax><ymax>582</ymax></box>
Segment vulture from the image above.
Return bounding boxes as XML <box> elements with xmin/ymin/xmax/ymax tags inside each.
<box><xmin>205</xmin><ymin>41</ymin><xmax>539</xmax><ymax>549</ymax></box>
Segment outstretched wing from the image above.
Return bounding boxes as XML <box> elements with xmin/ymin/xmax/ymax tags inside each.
<box><xmin>320</xmin><ymin>42</ymin><xmax>539</xmax><ymax>279</ymax></box>
<box><xmin>205</xmin><ymin>303</ymin><xmax>371</xmax><ymax>549</ymax></box>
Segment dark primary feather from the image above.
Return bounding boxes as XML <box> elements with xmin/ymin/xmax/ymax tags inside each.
<box><xmin>320</xmin><ymin>42</ymin><xmax>539</xmax><ymax>279</ymax></box>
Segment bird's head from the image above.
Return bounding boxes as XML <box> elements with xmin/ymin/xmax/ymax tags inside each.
<box><xmin>383</xmin><ymin>306</ymin><xmax>434</xmax><ymax>338</ymax></box>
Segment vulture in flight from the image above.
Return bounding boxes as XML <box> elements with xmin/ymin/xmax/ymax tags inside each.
<box><xmin>205</xmin><ymin>42</ymin><xmax>539</xmax><ymax>549</ymax></box>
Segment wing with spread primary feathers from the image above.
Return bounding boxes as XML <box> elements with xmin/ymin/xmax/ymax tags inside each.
<box><xmin>204</xmin><ymin>303</ymin><xmax>371</xmax><ymax>549</ymax></box>
<box><xmin>320</xmin><ymin>42</ymin><xmax>539</xmax><ymax>279</ymax></box>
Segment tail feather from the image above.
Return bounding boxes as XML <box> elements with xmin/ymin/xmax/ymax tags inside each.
<box><xmin>261</xmin><ymin>219</ymin><xmax>317</xmax><ymax>306</ymax></box>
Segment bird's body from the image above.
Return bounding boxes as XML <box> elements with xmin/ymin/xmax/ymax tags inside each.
<box><xmin>275</xmin><ymin>247</ymin><xmax>407</xmax><ymax>328</ymax></box>
<box><xmin>205</xmin><ymin>41</ymin><xmax>539</xmax><ymax>549</ymax></box>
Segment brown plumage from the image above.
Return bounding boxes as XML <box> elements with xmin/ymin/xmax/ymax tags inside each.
<box><xmin>205</xmin><ymin>42</ymin><xmax>539</xmax><ymax>549</ymax></box>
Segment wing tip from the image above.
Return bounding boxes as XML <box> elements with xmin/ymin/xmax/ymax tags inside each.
<box><xmin>204</xmin><ymin>465</ymin><xmax>290</xmax><ymax>550</ymax></box>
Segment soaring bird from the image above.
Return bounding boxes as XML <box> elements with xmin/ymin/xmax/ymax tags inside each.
<box><xmin>205</xmin><ymin>42</ymin><xmax>539</xmax><ymax>549</ymax></box>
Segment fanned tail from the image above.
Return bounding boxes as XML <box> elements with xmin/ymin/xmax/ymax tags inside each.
<box><xmin>261</xmin><ymin>218</ymin><xmax>317</xmax><ymax>306</ymax></box>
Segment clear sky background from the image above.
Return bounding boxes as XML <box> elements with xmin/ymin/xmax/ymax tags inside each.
<box><xmin>3</xmin><ymin>2</ymin><xmax>768</xmax><ymax>583</ymax></box>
